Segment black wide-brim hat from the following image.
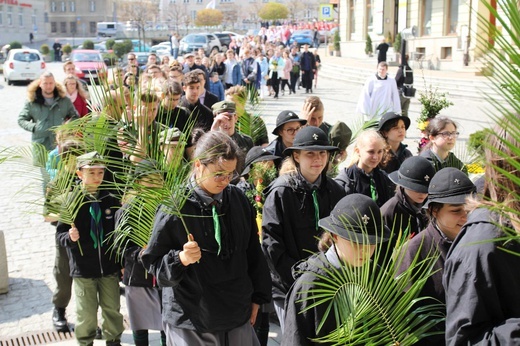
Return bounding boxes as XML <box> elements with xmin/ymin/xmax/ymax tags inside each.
<box><xmin>319</xmin><ymin>194</ymin><xmax>391</xmax><ymax>245</ymax></box>
<box><xmin>423</xmin><ymin>167</ymin><xmax>476</xmax><ymax>208</ymax></box>
<box><xmin>241</xmin><ymin>146</ymin><xmax>281</xmax><ymax>176</ymax></box>
<box><xmin>388</xmin><ymin>156</ymin><xmax>436</xmax><ymax>194</ymax></box>
<box><xmin>272</xmin><ymin>110</ymin><xmax>307</xmax><ymax>135</ymax></box>
<box><xmin>283</xmin><ymin>126</ymin><xmax>339</xmax><ymax>156</ymax></box>
<box><xmin>378</xmin><ymin>112</ymin><xmax>411</xmax><ymax>131</ymax></box>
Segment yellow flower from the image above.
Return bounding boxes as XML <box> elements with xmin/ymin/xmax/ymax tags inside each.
<box><xmin>466</xmin><ymin>163</ymin><xmax>485</xmax><ymax>174</ymax></box>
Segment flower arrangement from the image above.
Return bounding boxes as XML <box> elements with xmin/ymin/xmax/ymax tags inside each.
<box><xmin>245</xmin><ymin>162</ymin><xmax>277</xmax><ymax>216</ymax></box>
<box><xmin>417</xmin><ymin>84</ymin><xmax>454</xmax><ymax>152</ymax></box>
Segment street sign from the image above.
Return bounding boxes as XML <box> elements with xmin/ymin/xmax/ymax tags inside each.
<box><xmin>319</xmin><ymin>4</ymin><xmax>333</xmax><ymax>21</ymax></box>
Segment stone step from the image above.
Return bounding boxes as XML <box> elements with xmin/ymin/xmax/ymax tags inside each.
<box><xmin>319</xmin><ymin>63</ymin><xmax>503</xmax><ymax>101</ymax></box>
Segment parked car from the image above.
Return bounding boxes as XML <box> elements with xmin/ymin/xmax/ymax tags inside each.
<box><xmin>222</xmin><ymin>31</ymin><xmax>245</xmax><ymax>41</ymax></box>
<box><xmin>133</xmin><ymin>52</ymin><xmax>150</xmax><ymax>67</ymax></box>
<box><xmin>69</xmin><ymin>49</ymin><xmax>107</xmax><ymax>83</ymax></box>
<box><xmin>213</xmin><ymin>33</ymin><xmax>232</xmax><ymax>50</ymax></box>
<box><xmin>3</xmin><ymin>48</ymin><xmax>45</xmax><ymax>85</ymax></box>
<box><xmin>151</xmin><ymin>44</ymin><xmax>170</xmax><ymax>54</ymax></box>
<box><xmin>288</xmin><ymin>30</ymin><xmax>315</xmax><ymax>47</ymax></box>
<box><xmin>179</xmin><ymin>33</ymin><xmax>222</xmax><ymax>56</ymax></box>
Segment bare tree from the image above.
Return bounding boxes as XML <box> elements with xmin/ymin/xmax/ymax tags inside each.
<box><xmin>117</xmin><ymin>0</ymin><xmax>159</xmax><ymax>50</ymax></box>
<box><xmin>164</xmin><ymin>2</ymin><xmax>190</xmax><ymax>34</ymax></box>
<box><xmin>286</xmin><ymin>0</ymin><xmax>304</xmax><ymax>21</ymax></box>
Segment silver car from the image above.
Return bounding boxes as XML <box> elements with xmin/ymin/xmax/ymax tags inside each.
<box><xmin>180</xmin><ymin>33</ymin><xmax>222</xmax><ymax>56</ymax></box>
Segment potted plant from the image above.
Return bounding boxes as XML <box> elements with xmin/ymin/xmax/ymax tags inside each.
<box><xmin>333</xmin><ymin>30</ymin><xmax>341</xmax><ymax>57</ymax></box>
<box><xmin>394</xmin><ymin>33</ymin><xmax>402</xmax><ymax>60</ymax></box>
<box><xmin>417</xmin><ymin>84</ymin><xmax>454</xmax><ymax>152</ymax></box>
<box><xmin>365</xmin><ymin>34</ymin><xmax>373</xmax><ymax>57</ymax></box>
<box><xmin>40</xmin><ymin>44</ymin><xmax>51</xmax><ymax>62</ymax></box>
<box><xmin>61</xmin><ymin>44</ymin><xmax>72</xmax><ymax>61</ymax></box>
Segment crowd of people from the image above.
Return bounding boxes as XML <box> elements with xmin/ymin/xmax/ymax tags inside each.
<box><xmin>13</xmin><ymin>40</ymin><xmax>520</xmax><ymax>346</ymax></box>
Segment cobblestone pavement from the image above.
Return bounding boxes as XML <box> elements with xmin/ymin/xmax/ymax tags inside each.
<box><xmin>0</xmin><ymin>50</ymin><xmax>495</xmax><ymax>344</ymax></box>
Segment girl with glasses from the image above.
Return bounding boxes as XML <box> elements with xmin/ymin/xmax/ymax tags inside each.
<box><xmin>63</xmin><ymin>74</ymin><xmax>89</xmax><ymax>117</ymax></box>
<box><xmin>420</xmin><ymin>116</ymin><xmax>468</xmax><ymax>174</ymax></box>
<box><xmin>262</xmin><ymin>126</ymin><xmax>346</xmax><ymax>331</ymax></box>
<box><xmin>141</xmin><ymin>131</ymin><xmax>271</xmax><ymax>346</ymax></box>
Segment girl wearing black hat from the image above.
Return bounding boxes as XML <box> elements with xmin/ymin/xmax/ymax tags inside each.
<box><xmin>335</xmin><ymin>129</ymin><xmax>395</xmax><ymax>207</ymax></box>
<box><xmin>141</xmin><ymin>131</ymin><xmax>271</xmax><ymax>346</ymax></box>
<box><xmin>381</xmin><ymin>156</ymin><xmax>436</xmax><ymax>238</ymax></box>
<box><xmin>378</xmin><ymin>112</ymin><xmax>413</xmax><ymax>174</ymax></box>
<box><xmin>283</xmin><ymin>194</ymin><xmax>390</xmax><ymax>345</ymax></box>
<box><xmin>261</xmin><ymin>126</ymin><xmax>345</xmax><ymax>331</ymax></box>
<box><xmin>396</xmin><ymin>167</ymin><xmax>475</xmax><ymax>345</ymax></box>
<box><xmin>264</xmin><ymin>110</ymin><xmax>307</xmax><ymax>170</ymax></box>
<box><xmin>444</xmin><ymin>118</ymin><xmax>520</xmax><ymax>345</ymax></box>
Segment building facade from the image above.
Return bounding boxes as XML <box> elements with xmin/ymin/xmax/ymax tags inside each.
<box><xmin>45</xmin><ymin>0</ymin><xmax>116</xmax><ymax>37</ymax></box>
<box><xmin>0</xmin><ymin>0</ymin><xmax>47</xmax><ymax>45</ymax></box>
<box><xmin>338</xmin><ymin>0</ymin><xmax>498</xmax><ymax>71</ymax></box>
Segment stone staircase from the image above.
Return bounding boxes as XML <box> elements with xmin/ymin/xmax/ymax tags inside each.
<box><xmin>319</xmin><ymin>62</ymin><xmax>504</xmax><ymax>101</ymax></box>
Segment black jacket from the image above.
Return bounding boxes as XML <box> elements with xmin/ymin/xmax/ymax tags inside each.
<box><xmin>141</xmin><ymin>185</ymin><xmax>271</xmax><ymax>333</ymax></box>
<box><xmin>419</xmin><ymin>149</ymin><xmax>468</xmax><ymax>175</ymax></box>
<box><xmin>261</xmin><ymin>173</ymin><xmax>345</xmax><ymax>301</ymax></box>
<box><xmin>444</xmin><ymin>208</ymin><xmax>520</xmax><ymax>345</ymax></box>
<box><xmin>381</xmin><ymin>187</ymin><xmax>428</xmax><ymax>237</ymax></box>
<box><xmin>381</xmin><ymin>143</ymin><xmax>413</xmax><ymax>174</ymax></box>
<box><xmin>264</xmin><ymin>137</ymin><xmax>286</xmax><ymax>170</ymax></box>
<box><xmin>156</xmin><ymin>105</ymin><xmax>190</xmax><ymax>132</ymax></box>
<box><xmin>56</xmin><ymin>188</ymin><xmax>121</xmax><ymax>278</ymax></box>
<box><xmin>335</xmin><ymin>165</ymin><xmax>395</xmax><ymax>207</ymax></box>
<box><xmin>178</xmin><ymin>97</ymin><xmax>213</xmax><ymax>132</ymax></box>
<box><xmin>397</xmin><ymin>222</ymin><xmax>451</xmax><ymax>345</ymax></box>
<box><xmin>202</xmin><ymin>91</ymin><xmax>219</xmax><ymax>109</ymax></box>
<box><xmin>283</xmin><ymin>249</ymin><xmax>342</xmax><ymax>346</ymax></box>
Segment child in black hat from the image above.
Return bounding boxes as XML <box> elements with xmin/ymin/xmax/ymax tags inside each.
<box><xmin>444</xmin><ymin>117</ymin><xmax>520</xmax><ymax>344</ymax></box>
<box><xmin>283</xmin><ymin>194</ymin><xmax>390</xmax><ymax>345</ymax></box>
<box><xmin>261</xmin><ymin>126</ymin><xmax>345</xmax><ymax>331</ymax></box>
<box><xmin>396</xmin><ymin>167</ymin><xmax>475</xmax><ymax>345</ymax></box>
<box><xmin>264</xmin><ymin>110</ymin><xmax>307</xmax><ymax>170</ymax></box>
<box><xmin>378</xmin><ymin>111</ymin><xmax>413</xmax><ymax>174</ymax></box>
<box><xmin>335</xmin><ymin>129</ymin><xmax>395</xmax><ymax>207</ymax></box>
<box><xmin>381</xmin><ymin>156</ymin><xmax>436</xmax><ymax>237</ymax></box>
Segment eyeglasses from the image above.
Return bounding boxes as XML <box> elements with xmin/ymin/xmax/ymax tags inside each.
<box><xmin>128</xmin><ymin>58</ymin><xmax>135</xmax><ymax>61</ymax></box>
<box><xmin>284</xmin><ymin>126</ymin><xmax>301</xmax><ymax>135</ymax></box>
<box><xmin>203</xmin><ymin>164</ymin><xmax>239</xmax><ymax>182</ymax></box>
<box><xmin>437</xmin><ymin>131</ymin><xmax>460</xmax><ymax>139</ymax></box>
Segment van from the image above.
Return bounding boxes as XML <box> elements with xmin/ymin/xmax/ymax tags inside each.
<box><xmin>97</xmin><ymin>22</ymin><xmax>123</xmax><ymax>37</ymax></box>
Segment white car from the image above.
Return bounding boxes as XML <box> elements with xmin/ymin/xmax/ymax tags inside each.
<box><xmin>3</xmin><ymin>48</ymin><xmax>45</xmax><ymax>85</ymax></box>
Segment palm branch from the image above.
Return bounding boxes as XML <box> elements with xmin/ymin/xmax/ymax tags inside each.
<box><xmin>297</xmin><ymin>214</ymin><xmax>444</xmax><ymax>345</ymax></box>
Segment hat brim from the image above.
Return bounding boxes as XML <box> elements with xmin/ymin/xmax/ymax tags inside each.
<box><xmin>78</xmin><ymin>164</ymin><xmax>106</xmax><ymax>169</ymax></box>
<box><xmin>272</xmin><ymin>119</ymin><xmax>307</xmax><ymax>135</ymax></box>
<box><xmin>284</xmin><ymin>145</ymin><xmax>339</xmax><ymax>156</ymax></box>
<box><xmin>388</xmin><ymin>171</ymin><xmax>429</xmax><ymax>194</ymax></box>
<box><xmin>319</xmin><ymin>217</ymin><xmax>391</xmax><ymax>245</ymax></box>
<box><xmin>423</xmin><ymin>193</ymin><xmax>471</xmax><ymax>208</ymax></box>
<box><xmin>378</xmin><ymin>115</ymin><xmax>411</xmax><ymax>131</ymax></box>
<box><xmin>241</xmin><ymin>154</ymin><xmax>281</xmax><ymax>176</ymax></box>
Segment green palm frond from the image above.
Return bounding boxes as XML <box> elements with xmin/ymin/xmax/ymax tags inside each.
<box><xmin>297</xmin><ymin>214</ymin><xmax>443</xmax><ymax>345</ymax></box>
<box><xmin>347</xmin><ymin>115</ymin><xmax>378</xmax><ymax>146</ymax></box>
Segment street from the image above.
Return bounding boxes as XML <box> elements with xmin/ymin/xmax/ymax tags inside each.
<box><xmin>0</xmin><ymin>54</ymin><xmax>495</xmax><ymax>343</ymax></box>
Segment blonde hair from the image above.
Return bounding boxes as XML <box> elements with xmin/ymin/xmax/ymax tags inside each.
<box><xmin>63</xmin><ymin>74</ymin><xmax>89</xmax><ymax>100</ymax></box>
<box><xmin>349</xmin><ymin>129</ymin><xmax>387</xmax><ymax>167</ymax></box>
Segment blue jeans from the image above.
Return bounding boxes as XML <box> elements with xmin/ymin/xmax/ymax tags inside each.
<box><xmin>172</xmin><ymin>48</ymin><xmax>179</xmax><ymax>60</ymax></box>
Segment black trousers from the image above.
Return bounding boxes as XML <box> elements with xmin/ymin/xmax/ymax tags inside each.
<box><xmin>289</xmin><ymin>72</ymin><xmax>299</xmax><ymax>93</ymax></box>
<box><xmin>271</xmin><ymin>72</ymin><xmax>280</xmax><ymax>97</ymax></box>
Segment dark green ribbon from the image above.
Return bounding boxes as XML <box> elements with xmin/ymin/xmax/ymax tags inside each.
<box><xmin>370</xmin><ymin>177</ymin><xmax>378</xmax><ymax>202</ymax></box>
<box><xmin>212</xmin><ymin>204</ymin><xmax>221</xmax><ymax>255</ymax></box>
<box><xmin>312</xmin><ymin>190</ymin><xmax>319</xmax><ymax>231</ymax></box>
<box><xmin>89</xmin><ymin>202</ymin><xmax>104</xmax><ymax>249</ymax></box>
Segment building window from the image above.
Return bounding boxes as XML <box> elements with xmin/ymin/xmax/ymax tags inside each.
<box><xmin>18</xmin><ymin>7</ymin><xmax>23</xmax><ymax>26</ymax></box>
<box><xmin>70</xmin><ymin>21</ymin><xmax>77</xmax><ymax>33</ymax></box>
<box><xmin>51</xmin><ymin>21</ymin><xmax>57</xmax><ymax>33</ymax></box>
<box><xmin>183</xmin><ymin>0</ymin><xmax>189</xmax><ymax>3</ymax></box>
<box><xmin>32</xmin><ymin>9</ymin><xmax>36</xmax><ymax>26</ymax></box>
<box><xmin>190</xmin><ymin>10</ymin><xmax>196</xmax><ymax>19</ymax></box>
<box><xmin>447</xmin><ymin>0</ymin><xmax>459</xmax><ymax>35</ymax></box>
<box><xmin>366</xmin><ymin>0</ymin><xmax>374</xmax><ymax>33</ymax></box>
<box><xmin>421</xmin><ymin>0</ymin><xmax>432</xmax><ymax>36</ymax></box>
<box><xmin>60</xmin><ymin>21</ymin><xmax>66</xmax><ymax>33</ymax></box>
<box><xmin>51</xmin><ymin>2</ymin><xmax>56</xmax><ymax>12</ymax></box>
<box><xmin>61</xmin><ymin>1</ymin><xmax>66</xmax><ymax>12</ymax></box>
<box><xmin>197</xmin><ymin>0</ymin><xmax>202</xmax><ymax>3</ymax></box>
<box><xmin>70</xmin><ymin>1</ymin><xmax>76</xmax><ymax>12</ymax></box>
<box><xmin>7</xmin><ymin>6</ymin><xmax>12</xmax><ymax>26</ymax></box>
<box><xmin>90</xmin><ymin>1</ymin><xmax>96</xmax><ymax>12</ymax></box>
<box><xmin>89</xmin><ymin>21</ymin><xmax>96</xmax><ymax>33</ymax></box>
